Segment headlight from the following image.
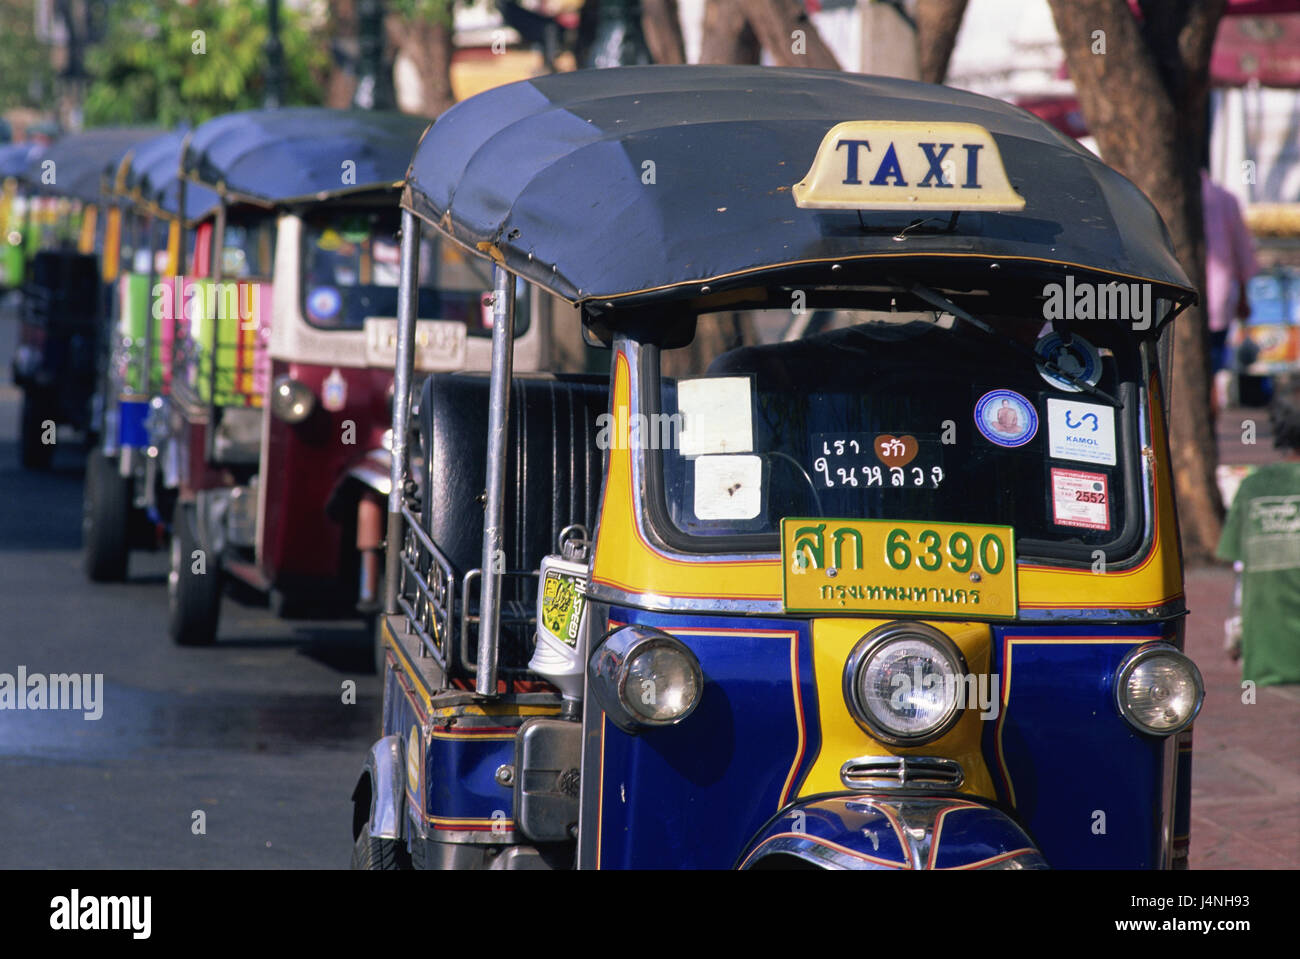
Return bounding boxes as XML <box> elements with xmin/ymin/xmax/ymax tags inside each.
<box><xmin>843</xmin><ymin>622</ymin><xmax>967</xmax><ymax>746</ymax></box>
<box><xmin>1115</xmin><ymin>645</ymin><xmax>1203</xmax><ymax>735</ymax></box>
<box><xmin>588</xmin><ymin>626</ymin><xmax>703</xmax><ymax>732</ymax></box>
<box><xmin>270</xmin><ymin>375</ymin><xmax>315</xmax><ymax>424</ymax></box>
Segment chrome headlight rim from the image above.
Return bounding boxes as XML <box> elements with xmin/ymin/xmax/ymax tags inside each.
<box><xmin>587</xmin><ymin>625</ymin><xmax>704</xmax><ymax>732</ymax></box>
<box><xmin>270</xmin><ymin>374</ymin><xmax>315</xmax><ymax>424</ymax></box>
<box><xmin>843</xmin><ymin>621</ymin><xmax>969</xmax><ymax>747</ymax></box>
<box><xmin>1114</xmin><ymin>643</ymin><xmax>1204</xmax><ymax>736</ymax></box>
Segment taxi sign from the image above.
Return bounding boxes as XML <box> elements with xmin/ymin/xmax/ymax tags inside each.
<box><xmin>792</xmin><ymin>121</ymin><xmax>1026</xmax><ymax>212</ymax></box>
<box><xmin>781</xmin><ymin>517</ymin><xmax>1018</xmax><ymax>619</ymax></box>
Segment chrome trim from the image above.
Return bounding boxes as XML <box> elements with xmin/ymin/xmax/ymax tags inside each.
<box><xmin>1114</xmin><ymin>643</ymin><xmax>1204</xmax><ymax>736</ymax></box>
<box><xmin>587</xmin><ymin>625</ymin><xmax>704</xmax><ymax>732</ymax></box>
<box><xmin>745</xmin><ymin>834</ymin><xmax>875</xmax><ymax>870</ymax></box>
<box><xmin>839</xmin><ymin>755</ymin><xmax>965</xmax><ymax>792</ymax></box>
<box><xmin>842</xmin><ymin>622</ymin><xmax>969</xmax><ymax>747</ymax></box>
<box><xmin>583</xmin><ymin>579</ymin><xmax>784</xmax><ymax>615</ymax></box>
<box><xmin>362</xmin><ymin>735</ymin><xmax>406</xmax><ymax>841</ymax></box>
<box><xmin>477</xmin><ymin>264</ymin><xmax>517</xmax><ymax>696</ymax></box>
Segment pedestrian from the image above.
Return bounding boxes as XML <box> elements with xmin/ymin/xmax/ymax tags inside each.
<box><xmin>1202</xmin><ymin>169</ymin><xmax>1259</xmax><ymax>409</ymax></box>
<box><xmin>1216</xmin><ymin>387</ymin><xmax>1300</xmax><ymax>687</ymax></box>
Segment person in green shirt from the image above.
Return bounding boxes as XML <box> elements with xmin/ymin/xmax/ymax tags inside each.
<box><xmin>1217</xmin><ymin>389</ymin><xmax>1300</xmax><ymax>687</ymax></box>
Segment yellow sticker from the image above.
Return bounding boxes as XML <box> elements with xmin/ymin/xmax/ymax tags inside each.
<box><xmin>781</xmin><ymin>517</ymin><xmax>1017</xmax><ymax>619</ymax></box>
<box><xmin>540</xmin><ymin>569</ymin><xmax>584</xmax><ymax>647</ymax></box>
<box><xmin>792</xmin><ymin>121</ymin><xmax>1026</xmax><ymax>212</ymax></box>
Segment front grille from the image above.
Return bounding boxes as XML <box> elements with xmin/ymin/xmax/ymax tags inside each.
<box><xmin>840</xmin><ymin>755</ymin><xmax>965</xmax><ymax>791</ymax></box>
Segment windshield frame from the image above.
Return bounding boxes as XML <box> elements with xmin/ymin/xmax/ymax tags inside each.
<box><xmin>298</xmin><ymin>202</ymin><xmax>528</xmax><ymax>336</ymax></box>
<box><xmin>636</xmin><ymin>314</ymin><xmax>1153</xmax><ymax>570</ymax></box>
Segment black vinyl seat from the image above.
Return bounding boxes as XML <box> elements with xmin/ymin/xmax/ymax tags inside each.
<box><xmin>415</xmin><ymin>371</ymin><xmax>608</xmax><ymax>674</ymax></box>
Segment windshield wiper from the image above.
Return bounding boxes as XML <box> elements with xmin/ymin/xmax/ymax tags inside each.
<box><xmin>905</xmin><ymin>281</ymin><xmax>1121</xmax><ymax>407</ymax></box>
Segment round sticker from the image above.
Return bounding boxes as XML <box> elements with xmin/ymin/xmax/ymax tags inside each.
<box><xmin>975</xmin><ymin>389</ymin><xmax>1038</xmax><ymax>447</ymax></box>
<box><xmin>306</xmin><ymin>285</ymin><xmax>342</xmax><ymax>323</ymax></box>
<box><xmin>1035</xmin><ymin>332</ymin><xmax>1102</xmax><ymax>392</ymax></box>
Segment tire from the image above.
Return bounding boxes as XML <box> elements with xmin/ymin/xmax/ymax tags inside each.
<box><xmin>168</xmin><ymin>503</ymin><xmax>222</xmax><ymax>646</ymax></box>
<box><xmin>350</xmin><ymin>830</ymin><xmax>411</xmax><ymax>870</ymax></box>
<box><xmin>19</xmin><ymin>391</ymin><xmax>54</xmax><ymax>470</ymax></box>
<box><xmin>82</xmin><ymin>450</ymin><xmax>131</xmax><ymax>582</ymax></box>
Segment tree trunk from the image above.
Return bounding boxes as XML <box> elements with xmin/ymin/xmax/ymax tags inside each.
<box><xmin>1047</xmin><ymin>0</ymin><xmax>1227</xmax><ymax>563</ymax></box>
<box><xmin>699</xmin><ymin>0</ymin><xmax>761</xmax><ymax>64</ymax></box>
<box><xmin>641</xmin><ymin>0</ymin><xmax>687</xmax><ymax>64</ymax></box>
<box><xmin>735</xmin><ymin>0</ymin><xmax>841</xmax><ymax>69</ymax></box>
<box><xmin>387</xmin><ymin>6</ymin><xmax>456</xmax><ymax>117</ymax></box>
<box><xmin>326</xmin><ymin>0</ymin><xmax>360</xmax><ymax>109</ymax></box>
<box><xmin>916</xmin><ymin>0</ymin><xmax>969</xmax><ymax>84</ymax></box>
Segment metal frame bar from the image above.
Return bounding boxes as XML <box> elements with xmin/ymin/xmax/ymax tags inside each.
<box><xmin>386</xmin><ymin>209</ymin><xmax>421</xmax><ymax>615</ymax></box>
<box><xmin>476</xmin><ymin>265</ymin><xmax>516</xmax><ymax>696</ymax></box>
<box><xmin>203</xmin><ymin>201</ymin><xmax>227</xmax><ymax>463</ymax></box>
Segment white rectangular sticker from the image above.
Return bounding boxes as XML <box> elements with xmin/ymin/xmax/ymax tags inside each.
<box><xmin>1047</xmin><ymin>398</ymin><xmax>1116</xmax><ymax>465</ymax></box>
<box><xmin>677</xmin><ymin>377</ymin><xmax>753</xmax><ymax>457</ymax></box>
<box><xmin>694</xmin><ymin>454</ymin><xmax>762</xmax><ymax>520</ymax></box>
<box><xmin>1051</xmin><ymin>468</ymin><xmax>1110</xmax><ymax>531</ymax></box>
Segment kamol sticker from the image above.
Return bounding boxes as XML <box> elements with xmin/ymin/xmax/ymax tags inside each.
<box><xmin>974</xmin><ymin>389</ymin><xmax>1038</xmax><ymax>447</ymax></box>
<box><xmin>1051</xmin><ymin>468</ymin><xmax>1110</xmax><ymax>531</ymax></box>
<box><xmin>1046</xmin><ymin>398</ymin><xmax>1116</xmax><ymax>465</ymax></box>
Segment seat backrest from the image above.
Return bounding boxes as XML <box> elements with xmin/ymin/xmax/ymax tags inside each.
<box><xmin>418</xmin><ymin>371</ymin><xmax>609</xmax><ymax>579</ymax></box>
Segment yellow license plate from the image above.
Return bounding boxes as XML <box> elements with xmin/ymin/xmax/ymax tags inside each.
<box><xmin>780</xmin><ymin>517</ymin><xmax>1017</xmax><ymax>619</ymax></box>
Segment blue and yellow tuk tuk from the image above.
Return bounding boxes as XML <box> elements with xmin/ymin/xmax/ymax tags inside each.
<box><xmin>355</xmin><ymin>66</ymin><xmax>1204</xmax><ymax>869</ymax></box>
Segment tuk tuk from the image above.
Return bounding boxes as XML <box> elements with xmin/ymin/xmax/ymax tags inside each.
<box><xmin>167</xmin><ymin>109</ymin><xmax>552</xmax><ymax>649</ymax></box>
<box><xmin>81</xmin><ymin>130</ymin><xmax>221</xmax><ymax>581</ymax></box>
<box><xmin>0</xmin><ymin>141</ymin><xmax>42</xmax><ymax>291</ymax></box>
<box><xmin>12</xmin><ymin>127</ymin><xmax>160</xmax><ymax>469</ymax></box>
<box><xmin>354</xmin><ymin>65</ymin><xmax>1205</xmax><ymax>870</ymax></box>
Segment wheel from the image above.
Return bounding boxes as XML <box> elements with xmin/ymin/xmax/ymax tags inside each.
<box><xmin>168</xmin><ymin>503</ymin><xmax>222</xmax><ymax>646</ymax></box>
<box><xmin>350</xmin><ymin>829</ymin><xmax>411</xmax><ymax>870</ymax></box>
<box><xmin>82</xmin><ymin>450</ymin><xmax>131</xmax><ymax>582</ymax></box>
<box><xmin>19</xmin><ymin>391</ymin><xmax>54</xmax><ymax>470</ymax></box>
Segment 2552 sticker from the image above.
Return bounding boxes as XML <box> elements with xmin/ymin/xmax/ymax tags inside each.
<box><xmin>1051</xmin><ymin>468</ymin><xmax>1110</xmax><ymax>531</ymax></box>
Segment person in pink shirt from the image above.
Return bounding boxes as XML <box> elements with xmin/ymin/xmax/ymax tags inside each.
<box><xmin>1202</xmin><ymin>169</ymin><xmax>1259</xmax><ymax>408</ymax></box>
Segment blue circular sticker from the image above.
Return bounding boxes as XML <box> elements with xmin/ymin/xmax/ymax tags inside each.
<box><xmin>975</xmin><ymin>389</ymin><xmax>1038</xmax><ymax>447</ymax></box>
<box><xmin>306</xmin><ymin>285</ymin><xmax>342</xmax><ymax>323</ymax></box>
<box><xmin>1035</xmin><ymin>332</ymin><xmax>1102</xmax><ymax>392</ymax></box>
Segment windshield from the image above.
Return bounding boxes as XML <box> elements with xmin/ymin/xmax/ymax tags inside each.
<box><xmin>649</xmin><ymin>308</ymin><xmax>1145</xmax><ymax>564</ymax></box>
<box><xmin>301</xmin><ymin>206</ymin><xmax>526</xmax><ymax>334</ymax></box>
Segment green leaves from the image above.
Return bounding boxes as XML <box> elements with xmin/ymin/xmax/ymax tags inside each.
<box><xmin>83</xmin><ymin>0</ymin><xmax>329</xmax><ymax>127</ymax></box>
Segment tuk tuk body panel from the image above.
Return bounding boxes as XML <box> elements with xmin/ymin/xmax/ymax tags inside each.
<box><xmin>380</xmin><ymin>624</ymin><xmax>561</xmax><ymax>844</ymax></box>
<box><xmin>578</xmin><ymin>611</ymin><xmax>819</xmax><ymax>869</ymax></box>
<box><xmin>987</xmin><ymin>625</ymin><xmax>1174</xmax><ymax>868</ymax></box>
<box><xmin>592</xmin><ymin>349</ymin><xmax>1186</xmax><ymax>618</ymax></box>
<box><xmin>258</xmin><ymin>359</ymin><xmax>392</xmax><ymax>581</ymax></box>
<box><xmin>799</xmin><ymin>618</ymin><xmax>998</xmax><ymax>801</ymax></box>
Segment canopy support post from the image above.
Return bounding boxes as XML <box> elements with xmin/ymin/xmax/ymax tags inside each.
<box><xmin>477</xmin><ymin>265</ymin><xmax>516</xmax><ymax>697</ymax></box>
<box><xmin>385</xmin><ymin>209</ymin><xmax>421</xmax><ymax>618</ymax></box>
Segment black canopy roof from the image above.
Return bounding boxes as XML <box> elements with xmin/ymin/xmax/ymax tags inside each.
<box><xmin>181</xmin><ymin>107</ymin><xmax>431</xmax><ymax>206</ymax></box>
<box><xmin>404</xmin><ymin>66</ymin><xmax>1195</xmax><ymax>314</ymax></box>
<box><xmin>23</xmin><ymin>127</ymin><xmax>160</xmax><ymax>203</ymax></box>
<box><xmin>0</xmin><ymin>142</ymin><xmax>41</xmax><ymax>179</ymax></box>
<box><xmin>119</xmin><ymin>131</ymin><xmax>220</xmax><ymax>226</ymax></box>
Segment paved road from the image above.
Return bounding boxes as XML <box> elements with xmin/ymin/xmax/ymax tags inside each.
<box><xmin>0</xmin><ymin>298</ymin><xmax>380</xmax><ymax>868</ymax></box>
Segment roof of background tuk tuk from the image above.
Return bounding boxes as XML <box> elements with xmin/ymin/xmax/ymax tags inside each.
<box><xmin>22</xmin><ymin>127</ymin><xmax>162</xmax><ymax>203</ymax></box>
<box><xmin>402</xmin><ymin>65</ymin><xmax>1196</xmax><ymax>313</ymax></box>
<box><xmin>180</xmin><ymin>108</ymin><xmax>432</xmax><ymax>207</ymax></box>
<box><xmin>118</xmin><ymin>131</ymin><xmax>220</xmax><ymax>226</ymax></box>
<box><xmin>0</xmin><ymin>142</ymin><xmax>42</xmax><ymax>179</ymax></box>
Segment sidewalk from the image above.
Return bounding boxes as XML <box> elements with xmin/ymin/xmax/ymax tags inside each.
<box><xmin>1184</xmin><ymin>406</ymin><xmax>1300</xmax><ymax>869</ymax></box>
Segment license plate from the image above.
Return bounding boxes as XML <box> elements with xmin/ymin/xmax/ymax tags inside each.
<box><xmin>780</xmin><ymin>517</ymin><xmax>1017</xmax><ymax>619</ymax></box>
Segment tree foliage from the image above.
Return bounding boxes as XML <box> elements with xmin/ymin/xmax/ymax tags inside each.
<box><xmin>82</xmin><ymin>0</ymin><xmax>330</xmax><ymax>127</ymax></box>
<box><xmin>0</xmin><ymin>0</ymin><xmax>56</xmax><ymax>113</ymax></box>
